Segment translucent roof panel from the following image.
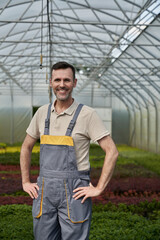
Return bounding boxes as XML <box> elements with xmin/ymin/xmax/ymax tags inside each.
<box><xmin>0</xmin><ymin>0</ymin><xmax>159</xmax><ymax>110</ymax></box>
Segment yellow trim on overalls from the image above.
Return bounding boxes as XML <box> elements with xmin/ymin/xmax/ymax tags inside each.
<box><xmin>64</xmin><ymin>180</ymin><xmax>88</xmax><ymax>224</ymax></box>
<box><xmin>41</xmin><ymin>135</ymin><xmax>74</xmax><ymax>146</ymax></box>
<box><xmin>36</xmin><ymin>178</ymin><xmax>44</xmax><ymax>219</ymax></box>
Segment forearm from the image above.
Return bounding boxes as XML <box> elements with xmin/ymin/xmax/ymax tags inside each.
<box><xmin>73</xmin><ymin>136</ymin><xmax>118</xmax><ymax>203</ymax></box>
<box><xmin>96</xmin><ymin>149</ymin><xmax>118</xmax><ymax>193</ymax></box>
<box><xmin>20</xmin><ymin>134</ymin><xmax>37</xmax><ymax>184</ymax></box>
<box><xmin>20</xmin><ymin>135</ymin><xmax>39</xmax><ymax>198</ymax></box>
<box><xmin>96</xmin><ymin>135</ymin><xmax>119</xmax><ymax>193</ymax></box>
<box><xmin>20</xmin><ymin>144</ymin><xmax>32</xmax><ymax>184</ymax></box>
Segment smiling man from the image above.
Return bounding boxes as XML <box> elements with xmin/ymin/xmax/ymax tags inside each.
<box><xmin>51</xmin><ymin>67</ymin><xmax>77</xmax><ymax>102</ymax></box>
<box><xmin>20</xmin><ymin>61</ymin><xmax>118</xmax><ymax>240</ymax></box>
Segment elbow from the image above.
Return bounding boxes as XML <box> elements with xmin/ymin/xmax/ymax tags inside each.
<box><xmin>113</xmin><ymin>148</ymin><xmax>119</xmax><ymax>162</ymax></box>
<box><xmin>115</xmin><ymin>149</ymin><xmax>119</xmax><ymax>159</ymax></box>
<box><xmin>21</xmin><ymin>142</ymin><xmax>32</xmax><ymax>156</ymax></box>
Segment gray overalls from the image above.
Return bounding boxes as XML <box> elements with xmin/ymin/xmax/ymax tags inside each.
<box><xmin>32</xmin><ymin>104</ymin><xmax>92</xmax><ymax>240</ymax></box>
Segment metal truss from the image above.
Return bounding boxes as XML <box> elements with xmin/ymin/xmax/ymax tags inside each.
<box><xmin>0</xmin><ymin>0</ymin><xmax>159</xmax><ymax>112</ymax></box>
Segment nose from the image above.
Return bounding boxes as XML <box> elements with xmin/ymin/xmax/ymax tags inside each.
<box><xmin>59</xmin><ymin>80</ymin><xmax>65</xmax><ymax>87</ymax></box>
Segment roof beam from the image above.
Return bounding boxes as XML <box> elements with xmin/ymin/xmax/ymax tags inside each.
<box><xmin>76</xmin><ymin>1</ymin><xmax>159</xmax><ymax>96</ymax></box>
<box><xmin>0</xmin><ymin>20</ymin><xmax>159</xmax><ymax>26</ymax></box>
<box><xmin>0</xmin><ymin>64</ymin><xmax>28</xmax><ymax>94</ymax></box>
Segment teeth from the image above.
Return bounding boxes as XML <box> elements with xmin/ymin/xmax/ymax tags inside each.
<box><xmin>59</xmin><ymin>90</ymin><xmax>66</xmax><ymax>93</ymax></box>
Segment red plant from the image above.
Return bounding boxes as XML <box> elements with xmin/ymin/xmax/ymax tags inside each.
<box><xmin>0</xmin><ymin>164</ymin><xmax>160</xmax><ymax>205</ymax></box>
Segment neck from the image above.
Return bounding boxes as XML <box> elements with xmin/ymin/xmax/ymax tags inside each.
<box><xmin>54</xmin><ymin>98</ymin><xmax>74</xmax><ymax>114</ymax></box>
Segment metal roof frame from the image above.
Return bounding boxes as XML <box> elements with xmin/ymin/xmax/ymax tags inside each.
<box><xmin>0</xmin><ymin>0</ymin><xmax>159</xmax><ymax>113</ymax></box>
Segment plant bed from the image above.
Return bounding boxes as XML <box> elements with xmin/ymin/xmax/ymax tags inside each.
<box><xmin>1</xmin><ymin>165</ymin><xmax>160</xmax><ymax>205</ymax></box>
<box><xmin>0</xmin><ymin>164</ymin><xmax>39</xmax><ymax>171</ymax></box>
<box><xmin>1</xmin><ymin>202</ymin><xmax>160</xmax><ymax>240</ymax></box>
<box><xmin>92</xmin><ymin>192</ymin><xmax>160</xmax><ymax>205</ymax></box>
<box><xmin>1</xmin><ymin>144</ymin><xmax>160</xmax><ymax>207</ymax></box>
<box><xmin>1</xmin><ymin>189</ymin><xmax>160</xmax><ymax>206</ymax></box>
<box><xmin>0</xmin><ymin>175</ymin><xmax>37</xmax><ymax>195</ymax></box>
<box><xmin>92</xmin><ymin>176</ymin><xmax>160</xmax><ymax>192</ymax></box>
<box><xmin>0</xmin><ymin>196</ymin><xmax>33</xmax><ymax>205</ymax></box>
<box><xmin>1</xmin><ymin>172</ymin><xmax>160</xmax><ymax>195</ymax></box>
<box><xmin>1</xmin><ymin>194</ymin><xmax>160</xmax><ymax>206</ymax></box>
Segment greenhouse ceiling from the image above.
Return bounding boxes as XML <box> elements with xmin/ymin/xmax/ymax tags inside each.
<box><xmin>0</xmin><ymin>0</ymin><xmax>160</xmax><ymax>109</ymax></box>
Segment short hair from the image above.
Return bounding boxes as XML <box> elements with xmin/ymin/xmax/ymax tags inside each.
<box><xmin>51</xmin><ymin>61</ymin><xmax>76</xmax><ymax>79</ymax></box>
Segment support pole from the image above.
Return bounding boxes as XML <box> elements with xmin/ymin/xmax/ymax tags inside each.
<box><xmin>31</xmin><ymin>70</ymin><xmax>33</xmax><ymax>117</ymax></box>
<box><xmin>9</xmin><ymin>79</ymin><xmax>14</xmax><ymax>144</ymax></box>
<box><xmin>91</xmin><ymin>81</ymin><xmax>94</xmax><ymax>107</ymax></box>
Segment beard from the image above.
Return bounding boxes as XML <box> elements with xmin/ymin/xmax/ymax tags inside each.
<box><xmin>54</xmin><ymin>86</ymin><xmax>73</xmax><ymax>101</ymax></box>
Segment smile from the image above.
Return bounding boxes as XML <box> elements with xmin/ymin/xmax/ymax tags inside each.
<box><xmin>59</xmin><ymin>89</ymin><xmax>67</xmax><ymax>92</ymax></box>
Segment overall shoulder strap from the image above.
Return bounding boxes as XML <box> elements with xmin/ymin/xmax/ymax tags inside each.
<box><xmin>65</xmin><ymin>104</ymin><xmax>83</xmax><ymax>136</ymax></box>
<box><xmin>44</xmin><ymin>103</ymin><xmax>52</xmax><ymax>135</ymax></box>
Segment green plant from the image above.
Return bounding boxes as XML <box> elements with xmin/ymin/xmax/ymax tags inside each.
<box><xmin>90</xmin><ymin>207</ymin><xmax>160</xmax><ymax>240</ymax></box>
<box><xmin>117</xmin><ymin>146</ymin><xmax>160</xmax><ymax>176</ymax></box>
<box><xmin>1</xmin><ymin>202</ymin><xmax>160</xmax><ymax>240</ymax></box>
<box><xmin>0</xmin><ymin>152</ymin><xmax>40</xmax><ymax>165</ymax></box>
<box><xmin>92</xmin><ymin>200</ymin><xmax>160</xmax><ymax>220</ymax></box>
<box><xmin>0</xmin><ymin>204</ymin><xmax>33</xmax><ymax>240</ymax></box>
<box><xmin>0</xmin><ymin>143</ymin><xmax>7</xmax><ymax>149</ymax></box>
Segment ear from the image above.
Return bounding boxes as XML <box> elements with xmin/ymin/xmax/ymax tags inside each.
<box><xmin>49</xmin><ymin>78</ymin><xmax>52</xmax><ymax>87</ymax></box>
<box><xmin>73</xmin><ymin>78</ymin><xmax>77</xmax><ymax>88</ymax></box>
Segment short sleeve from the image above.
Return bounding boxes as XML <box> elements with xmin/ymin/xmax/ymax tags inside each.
<box><xmin>87</xmin><ymin>110</ymin><xmax>110</xmax><ymax>142</ymax></box>
<box><xmin>26</xmin><ymin>110</ymin><xmax>40</xmax><ymax>139</ymax></box>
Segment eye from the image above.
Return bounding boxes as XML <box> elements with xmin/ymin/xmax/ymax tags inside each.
<box><xmin>54</xmin><ymin>78</ymin><xmax>60</xmax><ymax>82</ymax></box>
<box><xmin>64</xmin><ymin>78</ymin><xmax>71</xmax><ymax>82</ymax></box>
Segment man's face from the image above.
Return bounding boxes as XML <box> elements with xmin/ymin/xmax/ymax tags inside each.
<box><xmin>50</xmin><ymin>68</ymin><xmax>77</xmax><ymax>102</ymax></box>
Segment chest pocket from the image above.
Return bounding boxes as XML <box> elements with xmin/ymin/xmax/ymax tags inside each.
<box><xmin>40</xmin><ymin>144</ymin><xmax>68</xmax><ymax>171</ymax></box>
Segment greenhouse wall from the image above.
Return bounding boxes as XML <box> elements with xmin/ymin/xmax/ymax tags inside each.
<box><xmin>111</xmin><ymin>97</ymin><xmax>130</xmax><ymax>144</ymax></box>
<box><xmin>0</xmin><ymin>95</ymin><xmax>32</xmax><ymax>144</ymax></box>
<box><xmin>0</xmin><ymin>107</ymin><xmax>31</xmax><ymax>144</ymax></box>
<box><xmin>0</xmin><ymin>92</ymin><xmax>113</xmax><ymax>144</ymax></box>
<box><xmin>1</xmin><ymin>91</ymin><xmax>159</xmax><ymax>153</ymax></box>
<box><xmin>94</xmin><ymin>108</ymin><xmax>112</xmax><ymax>136</ymax></box>
<box><xmin>130</xmin><ymin>102</ymin><xmax>160</xmax><ymax>154</ymax></box>
<box><xmin>112</xmin><ymin>109</ymin><xmax>129</xmax><ymax>144</ymax></box>
<box><xmin>0</xmin><ymin>106</ymin><xmax>112</xmax><ymax>144</ymax></box>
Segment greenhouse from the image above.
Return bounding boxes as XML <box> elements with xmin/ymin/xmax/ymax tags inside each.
<box><xmin>0</xmin><ymin>1</ymin><xmax>160</xmax><ymax>239</ymax></box>
<box><xmin>0</xmin><ymin>0</ymin><xmax>159</xmax><ymax>153</ymax></box>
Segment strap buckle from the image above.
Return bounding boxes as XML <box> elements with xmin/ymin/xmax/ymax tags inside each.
<box><xmin>45</xmin><ymin>119</ymin><xmax>50</xmax><ymax>129</ymax></box>
<box><xmin>67</xmin><ymin>120</ymin><xmax>75</xmax><ymax>130</ymax></box>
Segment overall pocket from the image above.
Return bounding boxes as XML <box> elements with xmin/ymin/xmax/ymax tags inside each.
<box><xmin>64</xmin><ymin>179</ymin><xmax>92</xmax><ymax>223</ymax></box>
<box><xmin>42</xmin><ymin>145</ymin><xmax>68</xmax><ymax>171</ymax></box>
<box><xmin>32</xmin><ymin>177</ymin><xmax>44</xmax><ymax>218</ymax></box>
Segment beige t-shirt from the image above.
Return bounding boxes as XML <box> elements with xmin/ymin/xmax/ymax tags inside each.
<box><xmin>26</xmin><ymin>101</ymin><xmax>110</xmax><ymax>170</ymax></box>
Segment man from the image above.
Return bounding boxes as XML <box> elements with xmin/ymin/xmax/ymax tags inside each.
<box><xmin>20</xmin><ymin>61</ymin><xmax>118</xmax><ymax>240</ymax></box>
